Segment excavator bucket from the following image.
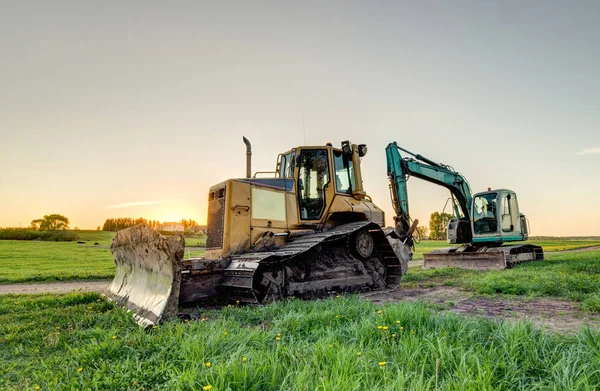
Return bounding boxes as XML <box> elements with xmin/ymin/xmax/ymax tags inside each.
<box><xmin>105</xmin><ymin>224</ymin><xmax>184</xmax><ymax>327</ymax></box>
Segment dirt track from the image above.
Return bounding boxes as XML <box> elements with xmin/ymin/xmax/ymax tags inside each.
<box><xmin>0</xmin><ymin>280</ymin><xmax>110</xmax><ymax>295</ymax></box>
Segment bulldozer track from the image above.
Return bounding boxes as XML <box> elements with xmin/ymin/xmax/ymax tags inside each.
<box><xmin>218</xmin><ymin>221</ymin><xmax>402</xmax><ymax>303</ymax></box>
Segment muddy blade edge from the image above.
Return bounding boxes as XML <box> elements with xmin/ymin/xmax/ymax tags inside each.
<box><xmin>104</xmin><ymin>224</ymin><xmax>184</xmax><ymax>327</ymax></box>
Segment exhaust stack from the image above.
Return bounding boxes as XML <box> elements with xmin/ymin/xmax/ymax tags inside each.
<box><xmin>243</xmin><ymin>136</ymin><xmax>252</xmax><ymax>178</ymax></box>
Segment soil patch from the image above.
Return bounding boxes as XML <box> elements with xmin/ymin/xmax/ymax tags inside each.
<box><xmin>366</xmin><ymin>286</ymin><xmax>600</xmax><ymax>334</ymax></box>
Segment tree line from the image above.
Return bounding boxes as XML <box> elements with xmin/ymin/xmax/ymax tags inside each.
<box><xmin>101</xmin><ymin>218</ymin><xmax>200</xmax><ymax>232</ymax></box>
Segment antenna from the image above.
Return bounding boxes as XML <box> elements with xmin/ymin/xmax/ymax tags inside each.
<box><xmin>302</xmin><ymin>112</ymin><xmax>306</xmax><ymax>145</ymax></box>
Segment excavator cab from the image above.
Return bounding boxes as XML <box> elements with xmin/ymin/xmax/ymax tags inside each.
<box><xmin>471</xmin><ymin>189</ymin><xmax>528</xmax><ymax>244</ymax></box>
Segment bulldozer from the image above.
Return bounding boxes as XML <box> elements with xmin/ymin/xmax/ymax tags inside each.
<box><xmin>106</xmin><ymin>139</ymin><xmax>414</xmax><ymax>326</ymax></box>
<box><xmin>385</xmin><ymin>142</ymin><xmax>544</xmax><ymax>270</ymax></box>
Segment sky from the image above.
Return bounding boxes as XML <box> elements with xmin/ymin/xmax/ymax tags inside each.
<box><xmin>1</xmin><ymin>1</ymin><xmax>599</xmax><ymax>235</ymax></box>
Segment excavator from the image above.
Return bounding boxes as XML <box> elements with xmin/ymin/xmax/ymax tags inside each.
<box><xmin>107</xmin><ymin>139</ymin><xmax>414</xmax><ymax>326</ymax></box>
<box><xmin>386</xmin><ymin>142</ymin><xmax>544</xmax><ymax>270</ymax></box>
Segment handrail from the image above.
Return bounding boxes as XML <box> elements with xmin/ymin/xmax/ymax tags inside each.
<box><xmin>253</xmin><ymin>171</ymin><xmax>278</xmax><ymax>178</ymax></box>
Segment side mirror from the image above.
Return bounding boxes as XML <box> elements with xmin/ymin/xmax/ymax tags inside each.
<box><xmin>341</xmin><ymin>140</ymin><xmax>351</xmax><ymax>156</ymax></box>
<box><xmin>358</xmin><ymin>144</ymin><xmax>367</xmax><ymax>157</ymax></box>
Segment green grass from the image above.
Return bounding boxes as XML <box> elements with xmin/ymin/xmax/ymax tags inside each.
<box><xmin>412</xmin><ymin>238</ymin><xmax>600</xmax><ymax>260</ymax></box>
<box><xmin>0</xmin><ymin>237</ymin><xmax>205</xmax><ymax>284</ymax></box>
<box><xmin>0</xmin><ymin>241</ymin><xmax>115</xmax><ymax>283</ymax></box>
<box><xmin>75</xmin><ymin>230</ymin><xmax>116</xmax><ymax>246</ymax></box>
<box><xmin>403</xmin><ymin>250</ymin><xmax>600</xmax><ymax>312</ymax></box>
<box><xmin>1</xmin><ymin>293</ymin><xmax>599</xmax><ymax>390</ymax></box>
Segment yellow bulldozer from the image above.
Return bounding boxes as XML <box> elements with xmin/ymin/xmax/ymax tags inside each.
<box><xmin>107</xmin><ymin>139</ymin><xmax>414</xmax><ymax>326</ymax></box>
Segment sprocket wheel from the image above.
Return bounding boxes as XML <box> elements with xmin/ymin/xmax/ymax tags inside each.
<box><xmin>258</xmin><ymin>268</ymin><xmax>285</xmax><ymax>303</ymax></box>
<box><xmin>350</xmin><ymin>229</ymin><xmax>375</xmax><ymax>259</ymax></box>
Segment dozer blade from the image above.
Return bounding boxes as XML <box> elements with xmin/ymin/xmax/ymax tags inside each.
<box><xmin>423</xmin><ymin>252</ymin><xmax>507</xmax><ymax>270</ymax></box>
<box><xmin>105</xmin><ymin>224</ymin><xmax>184</xmax><ymax>327</ymax></box>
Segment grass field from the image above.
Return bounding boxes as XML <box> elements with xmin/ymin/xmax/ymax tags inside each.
<box><xmin>0</xmin><ymin>230</ymin><xmax>205</xmax><ymax>284</ymax></box>
<box><xmin>1</xmin><ymin>293</ymin><xmax>599</xmax><ymax>390</ymax></box>
<box><xmin>411</xmin><ymin>238</ymin><xmax>600</xmax><ymax>260</ymax></box>
<box><xmin>403</xmin><ymin>249</ymin><xmax>600</xmax><ymax>312</ymax></box>
<box><xmin>1</xmin><ymin>235</ymin><xmax>598</xmax><ymax>284</ymax></box>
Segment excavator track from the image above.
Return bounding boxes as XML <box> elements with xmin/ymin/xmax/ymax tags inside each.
<box><xmin>218</xmin><ymin>221</ymin><xmax>402</xmax><ymax>303</ymax></box>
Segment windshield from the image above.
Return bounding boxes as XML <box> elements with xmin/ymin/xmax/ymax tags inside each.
<box><xmin>473</xmin><ymin>193</ymin><xmax>498</xmax><ymax>234</ymax></box>
<box><xmin>333</xmin><ymin>150</ymin><xmax>355</xmax><ymax>194</ymax></box>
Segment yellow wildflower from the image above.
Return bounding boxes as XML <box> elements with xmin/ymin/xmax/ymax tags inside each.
<box><xmin>153</xmin><ymin>325</ymin><xmax>157</xmax><ymax>329</ymax></box>
<box><xmin>379</xmin><ymin>361</ymin><xmax>387</xmax><ymax>367</ymax></box>
<box><xmin>205</xmin><ymin>362</ymin><xmax>211</xmax><ymax>368</ymax></box>
<box><xmin>112</xmin><ymin>336</ymin><xmax>117</xmax><ymax>339</ymax></box>
<box><xmin>203</xmin><ymin>386</ymin><xmax>212</xmax><ymax>391</ymax></box>
<box><xmin>383</xmin><ymin>326</ymin><xmax>389</xmax><ymax>330</ymax></box>
<box><xmin>77</xmin><ymin>367</ymin><xmax>83</xmax><ymax>373</ymax></box>
<box><xmin>377</xmin><ymin>326</ymin><xmax>383</xmax><ymax>330</ymax></box>
<box><xmin>242</xmin><ymin>357</ymin><xmax>247</xmax><ymax>363</ymax></box>
<box><xmin>277</xmin><ymin>333</ymin><xmax>281</xmax><ymax>337</ymax></box>
<box><xmin>335</xmin><ymin>315</ymin><xmax>339</xmax><ymax>319</ymax></box>
<box><xmin>377</xmin><ymin>310</ymin><xmax>382</xmax><ymax>314</ymax></box>
<box><xmin>236</xmin><ymin>300</ymin><xmax>240</xmax><ymax>304</ymax></box>
<box><xmin>410</xmin><ymin>330</ymin><xmax>415</xmax><ymax>335</ymax></box>
<box><xmin>35</xmin><ymin>386</ymin><xmax>40</xmax><ymax>390</ymax></box>
<box><xmin>396</xmin><ymin>320</ymin><xmax>400</xmax><ymax>324</ymax></box>
<box><xmin>357</xmin><ymin>352</ymin><xmax>361</xmax><ymax>356</ymax></box>
<box><xmin>201</xmin><ymin>317</ymin><xmax>206</xmax><ymax>322</ymax></box>
<box><xmin>392</xmin><ymin>334</ymin><xmax>396</xmax><ymax>338</ymax></box>
<box><xmin>335</xmin><ymin>295</ymin><xmax>340</xmax><ymax>299</ymax></box>
<box><xmin>276</xmin><ymin>337</ymin><xmax>281</xmax><ymax>341</ymax></box>
<box><xmin>329</xmin><ymin>344</ymin><xmax>333</xmax><ymax>348</ymax></box>
<box><xmin>400</xmin><ymin>326</ymin><xmax>404</xmax><ymax>331</ymax></box>
<box><xmin>223</xmin><ymin>332</ymin><xmax>228</xmax><ymax>336</ymax></box>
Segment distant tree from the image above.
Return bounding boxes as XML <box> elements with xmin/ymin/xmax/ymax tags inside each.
<box><xmin>30</xmin><ymin>214</ymin><xmax>70</xmax><ymax>231</ymax></box>
<box><xmin>180</xmin><ymin>219</ymin><xmax>199</xmax><ymax>230</ymax></box>
<box><xmin>96</xmin><ymin>226</ymin><xmax>101</xmax><ymax>231</ymax></box>
<box><xmin>30</xmin><ymin>219</ymin><xmax>43</xmax><ymax>230</ymax></box>
<box><xmin>428</xmin><ymin>212</ymin><xmax>453</xmax><ymax>240</ymax></box>
<box><xmin>102</xmin><ymin>217</ymin><xmax>150</xmax><ymax>231</ymax></box>
<box><xmin>416</xmin><ymin>225</ymin><xmax>429</xmax><ymax>239</ymax></box>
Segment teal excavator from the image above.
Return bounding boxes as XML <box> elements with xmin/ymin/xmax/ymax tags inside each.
<box><xmin>386</xmin><ymin>142</ymin><xmax>544</xmax><ymax>270</ymax></box>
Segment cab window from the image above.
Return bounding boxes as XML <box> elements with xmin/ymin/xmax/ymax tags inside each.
<box><xmin>500</xmin><ymin>193</ymin><xmax>518</xmax><ymax>232</ymax></box>
<box><xmin>298</xmin><ymin>149</ymin><xmax>329</xmax><ymax>220</ymax></box>
<box><xmin>473</xmin><ymin>193</ymin><xmax>498</xmax><ymax>234</ymax></box>
<box><xmin>333</xmin><ymin>150</ymin><xmax>355</xmax><ymax>194</ymax></box>
<box><xmin>277</xmin><ymin>151</ymin><xmax>295</xmax><ymax>178</ymax></box>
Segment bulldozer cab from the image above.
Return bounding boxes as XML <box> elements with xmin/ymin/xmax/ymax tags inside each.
<box><xmin>471</xmin><ymin>189</ymin><xmax>527</xmax><ymax>244</ymax></box>
<box><xmin>275</xmin><ymin>141</ymin><xmax>378</xmax><ymax>225</ymax></box>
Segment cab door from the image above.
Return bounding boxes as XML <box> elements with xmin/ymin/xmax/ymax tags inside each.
<box><xmin>498</xmin><ymin>190</ymin><xmax>523</xmax><ymax>241</ymax></box>
<box><xmin>296</xmin><ymin>148</ymin><xmax>332</xmax><ymax>222</ymax></box>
